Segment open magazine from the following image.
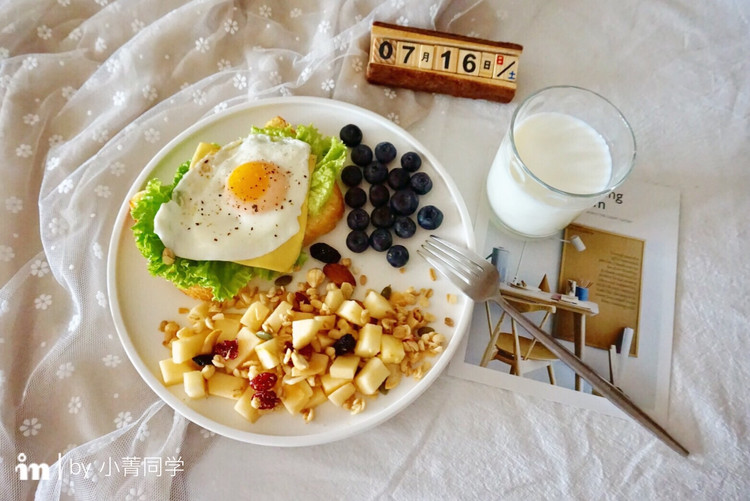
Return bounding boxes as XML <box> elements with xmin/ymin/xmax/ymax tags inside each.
<box><xmin>448</xmin><ymin>179</ymin><xmax>680</xmax><ymax>421</ymax></box>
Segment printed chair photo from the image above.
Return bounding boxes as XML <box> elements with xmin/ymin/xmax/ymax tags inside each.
<box><xmin>480</xmin><ymin>297</ymin><xmax>558</xmax><ymax>384</ymax></box>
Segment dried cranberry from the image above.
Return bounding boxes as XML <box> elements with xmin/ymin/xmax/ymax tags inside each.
<box><xmin>249</xmin><ymin>372</ymin><xmax>278</xmax><ymax>391</ymax></box>
<box><xmin>252</xmin><ymin>389</ymin><xmax>279</xmax><ymax>410</ymax></box>
<box><xmin>333</xmin><ymin>334</ymin><xmax>356</xmax><ymax>356</ymax></box>
<box><xmin>298</xmin><ymin>344</ymin><xmax>314</xmax><ymax>358</ymax></box>
<box><xmin>213</xmin><ymin>340</ymin><xmax>238</xmax><ymax>359</ymax></box>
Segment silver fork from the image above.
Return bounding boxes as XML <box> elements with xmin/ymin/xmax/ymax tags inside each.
<box><xmin>418</xmin><ymin>235</ymin><xmax>689</xmax><ymax>457</ymax></box>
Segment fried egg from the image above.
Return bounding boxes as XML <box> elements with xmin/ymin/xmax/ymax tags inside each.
<box><xmin>153</xmin><ymin>133</ymin><xmax>312</xmax><ymax>262</ymax></box>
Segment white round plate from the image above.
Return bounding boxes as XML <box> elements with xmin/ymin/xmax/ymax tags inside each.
<box><xmin>107</xmin><ymin>96</ymin><xmax>474</xmax><ymax>447</ymax></box>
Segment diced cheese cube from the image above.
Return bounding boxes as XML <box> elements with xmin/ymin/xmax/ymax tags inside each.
<box><xmin>355</xmin><ymin>323</ymin><xmax>382</xmax><ymax>358</ymax></box>
<box><xmin>354</xmin><ymin>357</ymin><xmax>390</xmax><ymax>395</ymax></box>
<box><xmin>328</xmin><ymin>355</ymin><xmax>360</xmax><ymax>380</ymax></box>
<box><xmin>380</xmin><ymin>335</ymin><xmax>406</xmax><ymax>364</ymax></box>
<box><xmin>240</xmin><ymin>301</ymin><xmax>271</xmax><ymax>331</ymax></box>
<box><xmin>315</xmin><ymin>315</ymin><xmax>336</xmax><ymax>331</ymax></box>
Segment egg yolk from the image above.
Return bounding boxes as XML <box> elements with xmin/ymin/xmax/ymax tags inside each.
<box><xmin>226</xmin><ymin>161</ymin><xmax>288</xmax><ymax>212</ymax></box>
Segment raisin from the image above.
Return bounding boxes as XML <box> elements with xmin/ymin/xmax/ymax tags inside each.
<box><xmin>310</xmin><ymin>242</ymin><xmax>341</xmax><ymax>264</ymax></box>
<box><xmin>191</xmin><ymin>354</ymin><xmax>214</xmax><ymax>367</ymax></box>
<box><xmin>249</xmin><ymin>372</ymin><xmax>278</xmax><ymax>391</ymax></box>
<box><xmin>333</xmin><ymin>333</ymin><xmax>356</xmax><ymax>356</ymax></box>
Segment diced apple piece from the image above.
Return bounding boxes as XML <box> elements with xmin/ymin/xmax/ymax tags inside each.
<box><xmin>171</xmin><ymin>331</ymin><xmax>208</xmax><ymax>364</ymax></box>
<box><xmin>324</xmin><ymin>288</ymin><xmax>345</xmax><ymax>313</ymax></box>
<box><xmin>281</xmin><ymin>380</ymin><xmax>313</xmax><ymax>415</ymax></box>
<box><xmin>223</xmin><ymin>327</ymin><xmax>263</xmax><ymax>372</ymax></box>
<box><xmin>291</xmin><ymin>311</ymin><xmax>315</xmax><ymax>321</ymax></box>
<box><xmin>234</xmin><ymin>388</ymin><xmax>261</xmax><ymax>423</ymax></box>
<box><xmin>292</xmin><ymin>317</ymin><xmax>322</xmax><ymax>349</ymax></box>
<box><xmin>183</xmin><ymin>370</ymin><xmax>207</xmax><ymax>399</ymax></box>
<box><xmin>355</xmin><ymin>323</ymin><xmax>382</xmax><ymax>358</ymax></box>
<box><xmin>354</xmin><ymin>357</ymin><xmax>390</xmax><ymax>395</ymax></box>
<box><xmin>328</xmin><ymin>382</ymin><xmax>356</xmax><ymax>407</ymax></box>
<box><xmin>159</xmin><ymin>359</ymin><xmax>196</xmax><ymax>386</ymax></box>
<box><xmin>317</xmin><ymin>332</ymin><xmax>336</xmax><ymax>349</ymax></box>
<box><xmin>328</xmin><ymin>355</ymin><xmax>360</xmax><ymax>380</ymax></box>
<box><xmin>240</xmin><ymin>301</ymin><xmax>271</xmax><ymax>331</ymax></box>
<box><xmin>320</xmin><ymin>373</ymin><xmax>349</xmax><ymax>395</ymax></box>
<box><xmin>380</xmin><ymin>335</ymin><xmax>406</xmax><ymax>364</ymax></box>
<box><xmin>363</xmin><ymin>290</ymin><xmax>395</xmax><ymax>319</ymax></box>
<box><xmin>255</xmin><ymin>338</ymin><xmax>281</xmax><ymax>369</ymax></box>
<box><xmin>307</xmin><ymin>387</ymin><xmax>328</xmax><ymax>409</ymax></box>
<box><xmin>291</xmin><ymin>352</ymin><xmax>329</xmax><ymax>378</ymax></box>
<box><xmin>214</xmin><ymin>316</ymin><xmax>241</xmax><ymax>343</ymax></box>
<box><xmin>315</xmin><ymin>315</ymin><xmax>336</xmax><ymax>331</ymax></box>
<box><xmin>336</xmin><ymin>300</ymin><xmax>367</xmax><ymax>326</ymax></box>
<box><xmin>262</xmin><ymin>301</ymin><xmax>293</xmax><ymax>334</ymax></box>
<box><xmin>207</xmin><ymin>372</ymin><xmax>248</xmax><ymax>399</ymax></box>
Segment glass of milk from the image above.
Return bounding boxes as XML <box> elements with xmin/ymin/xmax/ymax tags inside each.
<box><xmin>486</xmin><ymin>86</ymin><xmax>636</xmax><ymax>238</ymax></box>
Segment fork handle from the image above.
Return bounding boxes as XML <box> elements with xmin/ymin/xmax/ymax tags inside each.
<box><xmin>491</xmin><ymin>293</ymin><xmax>689</xmax><ymax>457</ymax></box>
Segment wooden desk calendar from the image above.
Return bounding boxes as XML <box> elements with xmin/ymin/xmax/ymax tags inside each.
<box><xmin>366</xmin><ymin>22</ymin><xmax>523</xmax><ymax>103</ymax></box>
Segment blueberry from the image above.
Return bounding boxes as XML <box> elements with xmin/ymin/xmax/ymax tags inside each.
<box><xmin>347</xmin><ymin>208</ymin><xmax>370</xmax><ymax>230</ymax></box>
<box><xmin>386</xmin><ymin>245</ymin><xmax>409</xmax><ymax>268</ymax></box>
<box><xmin>310</xmin><ymin>242</ymin><xmax>341</xmax><ymax>264</ymax></box>
<box><xmin>363</xmin><ymin>162</ymin><xmax>388</xmax><ymax>184</ymax></box>
<box><xmin>387</xmin><ymin>168</ymin><xmax>411</xmax><ymax>190</ymax></box>
<box><xmin>393</xmin><ymin>216</ymin><xmax>416</xmax><ymax>238</ymax></box>
<box><xmin>417</xmin><ymin>205</ymin><xmax>444</xmax><ymax>230</ymax></box>
<box><xmin>409</xmin><ymin>172</ymin><xmax>433</xmax><ymax>195</ymax></box>
<box><xmin>369</xmin><ymin>184</ymin><xmax>390</xmax><ymax>207</ymax></box>
<box><xmin>369</xmin><ymin>228</ymin><xmax>393</xmax><ymax>252</ymax></box>
<box><xmin>341</xmin><ymin>165</ymin><xmax>363</xmax><ymax>187</ymax></box>
<box><xmin>344</xmin><ymin>187</ymin><xmax>367</xmax><ymax>208</ymax></box>
<box><xmin>374</xmin><ymin>142</ymin><xmax>397</xmax><ymax>163</ymax></box>
<box><xmin>371</xmin><ymin>205</ymin><xmax>395</xmax><ymax>228</ymax></box>
<box><xmin>390</xmin><ymin>189</ymin><xmax>419</xmax><ymax>216</ymax></box>
<box><xmin>351</xmin><ymin>144</ymin><xmax>373</xmax><ymax>167</ymax></box>
<box><xmin>339</xmin><ymin>124</ymin><xmax>362</xmax><ymax>147</ymax></box>
<box><xmin>401</xmin><ymin>151</ymin><xmax>422</xmax><ymax>172</ymax></box>
<box><xmin>346</xmin><ymin>230</ymin><xmax>369</xmax><ymax>253</ymax></box>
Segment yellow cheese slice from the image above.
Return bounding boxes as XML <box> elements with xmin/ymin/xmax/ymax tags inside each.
<box><xmin>189</xmin><ymin>141</ymin><xmax>310</xmax><ymax>273</ymax></box>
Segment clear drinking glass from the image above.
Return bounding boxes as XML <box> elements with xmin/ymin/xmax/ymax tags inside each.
<box><xmin>486</xmin><ymin>86</ymin><xmax>636</xmax><ymax>239</ymax></box>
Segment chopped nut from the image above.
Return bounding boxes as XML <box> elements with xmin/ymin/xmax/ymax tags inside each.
<box><xmin>162</xmin><ymin>247</ymin><xmax>175</xmax><ymax>265</ymax></box>
<box><xmin>201</xmin><ymin>365</ymin><xmax>215</xmax><ymax>379</ymax></box>
<box><xmin>429</xmin><ymin>268</ymin><xmax>437</xmax><ymax>281</ymax></box>
<box><xmin>302</xmin><ymin>408</ymin><xmax>315</xmax><ymax>423</ymax></box>
<box><xmin>291</xmin><ymin>351</ymin><xmax>309</xmax><ymax>370</ymax></box>
<box><xmin>444</xmin><ymin>317</ymin><xmax>455</xmax><ymax>327</ymax></box>
<box><xmin>446</xmin><ymin>293</ymin><xmax>457</xmax><ymax>305</ymax></box>
<box><xmin>359</xmin><ymin>274</ymin><xmax>367</xmax><ymax>286</ymax></box>
<box><xmin>306</xmin><ymin>268</ymin><xmax>325</xmax><ymax>288</ymax></box>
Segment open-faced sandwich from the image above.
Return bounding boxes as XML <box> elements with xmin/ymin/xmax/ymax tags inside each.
<box><xmin>130</xmin><ymin>117</ymin><xmax>348</xmax><ymax>301</ymax></box>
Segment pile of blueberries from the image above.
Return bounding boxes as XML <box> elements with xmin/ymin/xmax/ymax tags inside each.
<box><xmin>338</xmin><ymin>124</ymin><xmax>443</xmax><ymax>268</ymax></box>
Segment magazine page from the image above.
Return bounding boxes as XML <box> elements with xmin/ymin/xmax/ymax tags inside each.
<box><xmin>448</xmin><ymin>179</ymin><xmax>680</xmax><ymax>422</ymax></box>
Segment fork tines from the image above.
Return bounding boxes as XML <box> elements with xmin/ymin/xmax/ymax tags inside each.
<box><xmin>418</xmin><ymin>235</ymin><xmax>481</xmax><ymax>287</ymax></box>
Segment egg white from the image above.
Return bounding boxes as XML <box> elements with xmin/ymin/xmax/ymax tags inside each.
<box><xmin>153</xmin><ymin>133</ymin><xmax>311</xmax><ymax>262</ymax></box>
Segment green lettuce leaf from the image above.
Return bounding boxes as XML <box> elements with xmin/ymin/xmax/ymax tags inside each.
<box><xmin>128</xmin><ymin>121</ymin><xmax>339</xmax><ymax>302</ymax></box>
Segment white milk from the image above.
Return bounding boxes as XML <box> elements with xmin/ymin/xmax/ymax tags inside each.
<box><xmin>487</xmin><ymin>112</ymin><xmax>613</xmax><ymax>237</ymax></box>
